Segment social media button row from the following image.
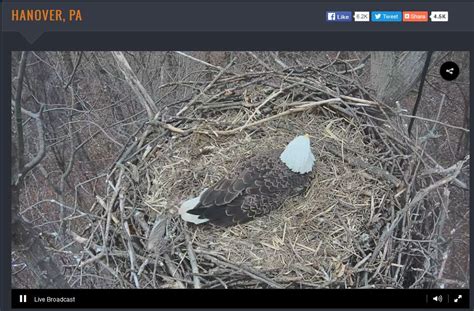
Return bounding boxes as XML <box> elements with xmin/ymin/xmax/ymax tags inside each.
<box><xmin>326</xmin><ymin>11</ymin><xmax>448</xmax><ymax>23</ymax></box>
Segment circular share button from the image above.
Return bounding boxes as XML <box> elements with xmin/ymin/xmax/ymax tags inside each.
<box><xmin>440</xmin><ymin>61</ymin><xmax>460</xmax><ymax>81</ymax></box>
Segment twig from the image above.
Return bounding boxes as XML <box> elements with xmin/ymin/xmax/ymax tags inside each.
<box><xmin>325</xmin><ymin>143</ymin><xmax>402</xmax><ymax>187</ymax></box>
<box><xmin>270</xmin><ymin>52</ymin><xmax>288</xmax><ymax>69</ymax></box>
<box><xmin>163</xmin><ymin>254</ymin><xmax>186</xmax><ymax>288</ymax></box>
<box><xmin>79</xmin><ymin>251</ymin><xmax>105</xmax><ymax>268</ymax></box>
<box><xmin>410</xmin><ymin>156</ymin><xmax>467</xmax><ymax>206</ymax></box>
<box><xmin>119</xmin><ymin>191</ymin><xmax>140</xmax><ymax>288</ymax></box>
<box><xmin>183</xmin><ymin>230</ymin><xmax>201</xmax><ymax>288</ymax></box>
<box><xmin>244</xmin><ymin>81</ymin><xmax>300</xmax><ymax>125</ymax></box>
<box><xmin>177</xmin><ymin>57</ymin><xmax>235</xmax><ymax>116</ymax></box>
<box><xmin>102</xmin><ymin>167</ymin><xmax>125</xmax><ymax>254</ymax></box>
<box><xmin>399</xmin><ymin>114</ymin><xmax>469</xmax><ymax>133</ymax></box>
<box><xmin>175</xmin><ymin>51</ymin><xmax>225</xmax><ymax>71</ymax></box>
<box><xmin>151</xmin><ymin>121</ymin><xmax>189</xmax><ymax>135</ymax></box>
<box><xmin>197</xmin><ymin>252</ymin><xmax>284</xmax><ymax>288</ymax></box>
<box><xmin>247</xmin><ymin>52</ymin><xmax>273</xmax><ymax>70</ymax></box>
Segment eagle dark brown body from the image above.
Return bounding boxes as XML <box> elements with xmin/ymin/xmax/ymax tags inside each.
<box><xmin>185</xmin><ymin>149</ymin><xmax>314</xmax><ymax>227</ymax></box>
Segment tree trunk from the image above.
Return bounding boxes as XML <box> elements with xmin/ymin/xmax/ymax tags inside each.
<box><xmin>370</xmin><ymin>51</ymin><xmax>428</xmax><ymax>105</ymax></box>
<box><xmin>11</xmin><ymin>55</ymin><xmax>70</xmax><ymax>288</ymax></box>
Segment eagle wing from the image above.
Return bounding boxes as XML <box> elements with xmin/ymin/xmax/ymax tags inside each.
<box><xmin>188</xmin><ymin>150</ymin><xmax>301</xmax><ymax>226</ymax></box>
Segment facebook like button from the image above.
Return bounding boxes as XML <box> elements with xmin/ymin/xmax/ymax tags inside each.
<box><xmin>326</xmin><ymin>12</ymin><xmax>353</xmax><ymax>22</ymax></box>
<box><xmin>371</xmin><ymin>11</ymin><xmax>402</xmax><ymax>22</ymax></box>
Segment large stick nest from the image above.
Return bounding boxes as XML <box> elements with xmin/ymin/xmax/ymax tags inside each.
<box><xmin>75</xmin><ymin>61</ymin><xmax>468</xmax><ymax>289</ymax></box>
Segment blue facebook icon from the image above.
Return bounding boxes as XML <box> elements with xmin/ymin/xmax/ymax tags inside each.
<box><xmin>326</xmin><ymin>11</ymin><xmax>353</xmax><ymax>22</ymax></box>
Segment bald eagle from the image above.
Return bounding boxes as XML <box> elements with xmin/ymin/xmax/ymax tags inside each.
<box><xmin>178</xmin><ymin>135</ymin><xmax>316</xmax><ymax>227</ymax></box>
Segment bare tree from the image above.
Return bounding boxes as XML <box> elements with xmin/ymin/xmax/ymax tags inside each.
<box><xmin>11</xmin><ymin>51</ymin><xmax>69</xmax><ymax>288</ymax></box>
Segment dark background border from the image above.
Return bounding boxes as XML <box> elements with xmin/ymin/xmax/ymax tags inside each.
<box><xmin>1</xmin><ymin>30</ymin><xmax>473</xmax><ymax>311</ymax></box>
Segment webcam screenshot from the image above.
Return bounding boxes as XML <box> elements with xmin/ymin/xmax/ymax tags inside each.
<box><xmin>1</xmin><ymin>1</ymin><xmax>473</xmax><ymax>311</ymax></box>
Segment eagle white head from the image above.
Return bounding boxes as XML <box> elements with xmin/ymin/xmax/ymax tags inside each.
<box><xmin>280</xmin><ymin>134</ymin><xmax>315</xmax><ymax>174</ymax></box>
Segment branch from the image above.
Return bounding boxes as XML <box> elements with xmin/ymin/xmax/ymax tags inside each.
<box><xmin>399</xmin><ymin>113</ymin><xmax>469</xmax><ymax>133</ymax></box>
<box><xmin>14</xmin><ymin>51</ymin><xmax>30</xmax><ymax>172</ymax></box>
<box><xmin>247</xmin><ymin>52</ymin><xmax>273</xmax><ymax>70</ymax></box>
<box><xmin>325</xmin><ymin>143</ymin><xmax>402</xmax><ymax>187</ymax></box>
<box><xmin>16</xmin><ymin>105</ymin><xmax>46</xmax><ymax>185</ymax></box>
<box><xmin>410</xmin><ymin>155</ymin><xmax>468</xmax><ymax>206</ymax></box>
<box><xmin>184</xmin><ymin>230</ymin><xmax>201</xmax><ymax>289</ymax></box>
<box><xmin>369</xmin><ymin>155</ymin><xmax>468</xmax><ymax>264</ymax></box>
<box><xmin>197</xmin><ymin>252</ymin><xmax>284</xmax><ymax>288</ymax></box>
<box><xmin>63</xmin><ymin>52</ymin><xmax>83</xmax><ymax>90</ymax></box>
<box><xmin>175</xmin><ymin>51</ymin><xmax>224</xmax><ymax>71</ymax></box>
<box><xmin>270</xmin><ymin>52</ymin><xmax>288</xmax><ymax>69</ymax></box>
<box><xmin>176</xmin><ymin>57</ymin><xmax>235</xmax><ymax>116</ymax></box>
<box><xmin>111</xmin><ymin>52</ymin><xmax>157</xmax><ymax>120</ymax></box>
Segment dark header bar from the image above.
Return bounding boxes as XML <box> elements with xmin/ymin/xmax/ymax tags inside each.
<box><xmin>11</xmin><ymin>289</ymin><xmax>470</xmax><ymax>309</ymax></box>
<box><xmin>1</xmin><ymin>2</ymin><xmax>474</xmax><ymax>43</ymax></box>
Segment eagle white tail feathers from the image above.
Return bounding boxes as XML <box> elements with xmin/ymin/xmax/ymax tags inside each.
<box><xmin>178</xmin><ymin>188</ymin><xmax>209</xmax><ymax>224</ymax></box>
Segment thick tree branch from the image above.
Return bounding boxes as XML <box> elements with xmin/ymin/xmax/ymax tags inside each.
<box><xmin>64</xmin><ymin>52</ymin><xmax>83</xmax><ymax>90</ymax></box>
<box><xmin>17</xmin><ymin>106</ymin><xmax>47</xmax><ymax>184</ymax></box>
<box><xmin>14</xmin><ymin>51</ymin><xmax>30</xmax><ymax>173</ymax></box>
<box><xmin>111</xmin><ymin>52</ymin><xmax>157</xmax><ymax>120</ymax></box>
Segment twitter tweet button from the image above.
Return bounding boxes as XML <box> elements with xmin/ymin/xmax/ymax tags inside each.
<box><xmin>371</xmin><ymin>11</ymin><xmax>402</xmax><ymax>22</ymax></box>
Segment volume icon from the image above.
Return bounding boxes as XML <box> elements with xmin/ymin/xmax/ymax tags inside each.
<box><xmin>433</xmin><ymin>295</ymin><xmax>443</xmax><ymax>302</ymax></box>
